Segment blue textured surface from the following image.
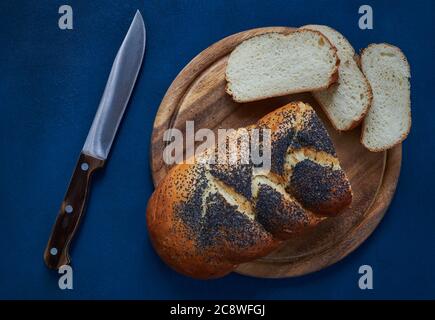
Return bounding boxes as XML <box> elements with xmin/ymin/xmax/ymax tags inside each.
<box><xmin>0</xmin><ymin>0</ymin><xmax>434</xmax><ymax>299</ymax></box>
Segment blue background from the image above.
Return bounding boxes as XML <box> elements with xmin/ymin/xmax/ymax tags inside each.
<box><xmin>0</xmin><ymin>0</ymin><xmax>434</xmax><ymax>299</ymax></box>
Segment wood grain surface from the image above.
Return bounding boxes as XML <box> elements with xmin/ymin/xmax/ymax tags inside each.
<box><xmin>150</xmin><ymin>27</ymin><xmax>401</xmax><ymax>278</ymax></box>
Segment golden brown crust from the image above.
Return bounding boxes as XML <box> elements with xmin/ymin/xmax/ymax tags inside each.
<box><xmin>147</xmin><ymin>164</ymin><xmax>280</xmax><ymax>279</ymax></box>
<box><xmin>225</xmin><ymin>30</ymin><xmax>340</xmax><ymax>103</ymax></box>
<box><xmin>147</xmin><ymin>102</ymin><xmax>352</xmax><ymax>279</ymax></box>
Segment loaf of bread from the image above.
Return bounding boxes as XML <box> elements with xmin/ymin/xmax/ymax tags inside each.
<box><xmin>360</xmin><ymin>44</ymin><xmax>411</xmax><ymax>151</ymax></box>
<box><xmin>147</xmin><ymin>102</ymin><xmax>352</xmax><ymax>279</ymax></box>
<box><xmin>301</xmin><ymin>25</ymin><xmax>372</xmax><ymax>131</ymax></box>
<box><xmin>225</xmin><ymin>30</ymin><xmax>340</xmax><ymax>103</ymax></box>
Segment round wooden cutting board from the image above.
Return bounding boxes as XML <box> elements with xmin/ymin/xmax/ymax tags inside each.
<box><xmin>150</xmin><ymin>27</ymin><xmax>401</xmax><ymax>278</ymax></box>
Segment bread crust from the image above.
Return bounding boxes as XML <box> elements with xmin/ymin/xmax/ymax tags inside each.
<box><xmin>147</xmin><ymin>102</ymin><xmax>352</xmax><ymax>279</ymax></box>
<box><xmin>225</xmin><ymin>29</ymin><xmax>340</xmax><ymax>103</ymax></box>
<box><xmin>360</xmin><ymin>43</ymin><xmax>411</xmax><ymax>152</ymax></box>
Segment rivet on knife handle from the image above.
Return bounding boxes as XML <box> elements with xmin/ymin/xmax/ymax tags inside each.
<box><xmin>44</xmin><ymin>153</ymin><xmax>104</xmax><ymax>269</ymax></box>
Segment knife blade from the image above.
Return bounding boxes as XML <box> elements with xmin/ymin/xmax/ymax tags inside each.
<box><xmin>44</xmin><ymin>11</ymin><xmax>146</xmax><ymax>269</ymax></box>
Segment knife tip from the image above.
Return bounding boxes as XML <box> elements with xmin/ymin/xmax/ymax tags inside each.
<box><xmin>128</xmin><ymin>10</ymin><xmax>145</xmax><ymax>48</ymax></box>
<box><xmin>134</xmin><ymin>10</ymin><xmax>143</xmax><ymax>21</ymax></box>
<box><xmin>133</xmin><ymin>10</ymin><xmax>145</xmax><ymax>33</ymax></box>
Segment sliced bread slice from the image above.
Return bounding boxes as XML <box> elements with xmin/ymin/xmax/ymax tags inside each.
<box><xmin>301</xmin><ymin>25</ymin><xmax>372</xmax><ymax>130</ymax></box>
<box><xmin>225</xmin><ymin>30</ymin><xmax>339</xmax><ymax>103</ymax></box>
<box><xmin>360</xmin><ymin>44</ymin><xmax>411</xmax><ymax>151</ymax></box>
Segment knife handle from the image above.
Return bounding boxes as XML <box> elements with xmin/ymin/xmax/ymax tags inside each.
<box><xmin>44</xmin><ymin>152</ymin><xmax>105</xmax><ymax>269</ymax></box>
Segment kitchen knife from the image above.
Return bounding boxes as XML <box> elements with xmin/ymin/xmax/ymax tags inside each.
<box><xmin>44</xmin><ymin>11</ymin><xmax>146</xmax><ymax>269</ymax></box>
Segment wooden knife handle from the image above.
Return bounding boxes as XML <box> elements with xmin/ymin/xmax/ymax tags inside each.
<box><xmin>44</xmin><ymin>152</ymin><xmax>105</xmax><ymax>269</ymax></box>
